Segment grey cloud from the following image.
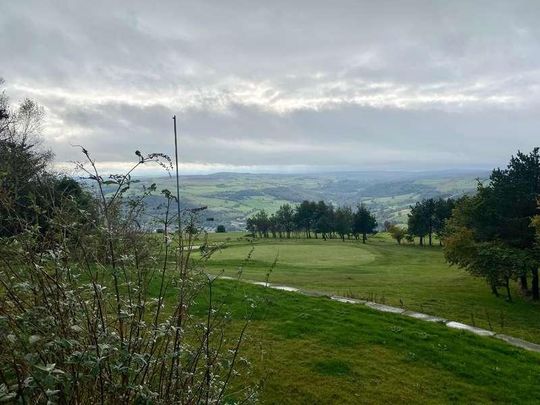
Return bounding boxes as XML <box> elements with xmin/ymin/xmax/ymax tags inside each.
<box><xmin>2</xmin><ymin>0</ymin><xmax>540</xmax><ymax>171</ymax></box>
<box><xmin>46</xmin><ymin>99</ymin><xmax>540</xmax><ymax>169</ymax></box>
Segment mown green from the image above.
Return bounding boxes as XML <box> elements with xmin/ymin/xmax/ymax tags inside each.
<box><xmin>202</xmin><ymin>232</ymin><xmax>540</xmax><ymax>344</ymax></box>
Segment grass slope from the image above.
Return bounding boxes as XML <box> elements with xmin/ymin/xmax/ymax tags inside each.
<box><xmin>202</xmin><ymin>232</ymin><xmax>540</xmax><ymax>344</ymax></box>
<box><xmin>197</xmin><ymin>280</ymin><xmax>540</xmax><ymax>404</ymax></box>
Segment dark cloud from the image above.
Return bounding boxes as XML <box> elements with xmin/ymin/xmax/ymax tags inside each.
<box><xmin>1</xmin><ymin>0</ymin><xmax>540</xmax><ymax>172</ymax></box>
<box><xmin>47</xmin><ymin>100</ymin><xmax>540</xmax><ymax>170</ymax></box>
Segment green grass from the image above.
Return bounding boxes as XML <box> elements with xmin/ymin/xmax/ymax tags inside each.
<box><xmin>33</xmin><ymin>229</ymin><xmax>540</xmax><ymax>402</ymax></box>
<box><xmin>193</xmin><ymin>280</ymin><xmax>540</xmax><ymax>404</ymax></box>
<box><xmin>202</xmin><ymin>232</ymin><xmax>540</xmax><ymax>344</ymax></box>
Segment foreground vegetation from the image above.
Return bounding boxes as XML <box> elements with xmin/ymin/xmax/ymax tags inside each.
<box><xmin>0</xmin><ymin>84</ymin><xmax>253</xmax><ymax>403</ymax></box>
<box><xmin>203</xmin><ymin>232</ymin><xmax>540</xmax><ymax>344</ymax></box>
<box><xmin>202</xmin><ymin>279</ymin><xmax>540</xmax><ymax>404</ymax></box>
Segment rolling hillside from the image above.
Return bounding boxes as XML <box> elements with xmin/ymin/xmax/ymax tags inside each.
<box><xmin>117</xmin><ymin>170</ymin><xmax>488</xmax><ymax>231</ymax></box>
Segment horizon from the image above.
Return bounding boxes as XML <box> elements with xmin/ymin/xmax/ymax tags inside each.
<box><xmin>54</xmin><ymin>161</ymin><xmax>494</xmax><ymax>178</ymax></box>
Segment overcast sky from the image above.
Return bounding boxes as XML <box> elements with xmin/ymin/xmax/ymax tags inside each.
<box><xmin>2</xmin><ymin>0</ymin><xmax>540</xmax><ymax>174</ymax></box>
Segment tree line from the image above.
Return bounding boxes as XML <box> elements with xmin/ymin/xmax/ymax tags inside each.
<box><xmin>246</xmin><ymin>201</ymin><xmax>378</xmax><ymax>243</ymax></box>
<box><xmin>246</xmin><ymin>196</ymin><xmax>457</xmax><ymax>247</ymax></box>
<box><xmin>383</xmin><ymin>197</ymin><xmax>456</xmax><ymax>246</ymax></box>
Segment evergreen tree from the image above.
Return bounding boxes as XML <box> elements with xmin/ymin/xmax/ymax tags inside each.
<box><xmin>433</xmin><ymin>198</ymin><xmax>456</xmax><ymax>245</ymax></box>
<box><xmin>444</xmin><ymin>148</ymin><xmax>540</xmax><ymax>299</ymax></box>
<box><xmin>334</xmin><ymin>206</ymin><xmax>353</xmax><ymax>241</ymax></box>
<box><xmin>353</xmin><ymin>204</ymin><xmax>377</xmax><ymax>243</ymax></box>
<box><xmin>407</xmin><ymin>201</ymin><xmax>429</xmax><ymax>246</ymax></box>
<box><xmin>275</xmin><ymin>203</ymin><xmax>295</xmax><ymax>238</ymax></box>
<box><xmin>314</xmin><ymin>201</ymin><xmax>334</xmax><ymax>240</ymax></box>
<box><xmin>294</xmin><ymin>200</ymin><xmax>314</xmax><ymax>238</ymax></box>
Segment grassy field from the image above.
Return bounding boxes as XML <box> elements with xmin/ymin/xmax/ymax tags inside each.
<box><xmin>201</xmin><ymin>232</ymin><xmax>540</xmax><ymax>344</ymax></box>
<box><xmin>136</xmin><ymin>230</ymin><xmax>540</xmax><ymax>401</ymax></box>
<box><xmin>195</xmin><ymin>280</ymin><xmax>540</xmax><ymax>404</ymax></box>
<box><xmin>6</xmin><ymin>228</ymin><xmax>538</xmax><ymax>403</ymax></box>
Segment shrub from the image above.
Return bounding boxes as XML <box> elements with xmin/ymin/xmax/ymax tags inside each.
<box><xmin>0</xmin><ymin>148</ymin><xmax>255</xmax><ymax>403</ymax></box>
<box><xmin>388</xmin><ymin>225</ymin><xmax>407</xmax><ymax>245</ymax></box>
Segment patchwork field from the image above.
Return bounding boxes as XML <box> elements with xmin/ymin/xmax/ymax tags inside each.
<box><xmin>202</xmin><ymin>232</ymin><xmax>540</xmax><ymax>344</ymax></box>
<box><xmin>120</xmin><ymin>170</ymin><xmax>487</xmax><ymax>230</ymax></box>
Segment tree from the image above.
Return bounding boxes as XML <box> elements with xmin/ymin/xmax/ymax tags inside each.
<box><xmin>314</xmin><ymin>201</ymin><xmax>334</xmax><ymax>240</ymax></box>
<box><xmin>275</xmin><ymin>203</ymin><xmax>295</xmax><ymax>238</ymax></box>
<box><xmin>353</xmin><ymin>204</ymin><xmax>377</xmax><ymax>243</ymax></box>
<box><xmin>444</xmin><ymin>148</ymin><xmax>540</xmax><ymax>300</ymax></box>
<box><xmin>268</xmin><ymin>213</ymin><xmax>280</xmax><ymax>238</ymax></box>
<box><xmin>249</xmin><ymin>200</ymin><xmax>377</xmax><ymax>244</ymax></box>
<box><xmin>425</xmin><ymin>199</ymin><xmax>436</xmax><ymax>246</ymax></box>
<box><xmin>489</xmin><ymin>149</ymin><xmax>540</xmax><ymax>299</ymax></box>
<box><xmin>388</xmin><ymin>224</ymin><xmax>407</xmax><ymax>245</ymax></box>
<box><xmin>216</xmin><ymin>225</ymin><xmax>226</xmax><ymax>233</ymax></box>
<box><xmin>407</xmin><ymin>198</ymin><xmax>455</xmax><ymax>246</ymax></box>
<box><xmin>407</xmin><ymin>201</ymin><xmax>429</xmax><ymax>246</ymax></box>
<box><xmin>444</xmin><ymin>196</ymin><xmax>528</xmax><ymax>301</ymax></box>
<box><xmin>0</xmin><ymin>78</ymin><xmax>8</xmax><ymax>132</ymax></box>
<box><xmin>294</xmin><ymin>200</ymin><xmax>315</xmax><ymax>238</ymax></box>
<box><xmin>246</xmin><ymin>216</ymin><xmax>257</xmax><ymax>235</ymax></box>
<box><xmin>433</xmin><ymin>198</ymin><xmax>456</xmax><ymax>245</ymax></box>
<box><xmin>246</xmin><ymin>210</ymin><xmax>270</xmax><ymax>237</ymax></box>
<box><xmin>334</xmin><ymin>206</ymin><xmax>353</xmax><ymax>241</ymax></box>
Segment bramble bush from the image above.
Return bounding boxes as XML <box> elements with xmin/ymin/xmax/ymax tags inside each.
<box><xmin>0</xmin><ymin>148</ymin><xmax>256</xmax><ymax>403</ymax></box>
<box><xmin>0</xmin><ymin>88</ymin><xmax>255</xmax><ymax>403</ymax></box>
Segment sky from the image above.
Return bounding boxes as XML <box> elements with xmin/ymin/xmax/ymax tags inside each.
<box><xmin>2</xmin><ymin>0</ymin><xmax>540</xmax><ymax>175</ymax></box>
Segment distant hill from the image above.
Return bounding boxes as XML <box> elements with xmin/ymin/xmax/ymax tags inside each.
<box><xmin>118</xmin><ymin>170</ymin><xmax>489</xmax><ymax>231</ymax></box>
